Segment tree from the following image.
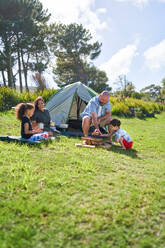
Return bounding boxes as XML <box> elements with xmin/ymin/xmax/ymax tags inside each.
<box><xmin>161</xmin><ymin>78</ymin><xmax>165</xmax><ymax>87</ymax></box>
<box><xmin>0</xmin><ymin>17</ymin><xmax>16</xmax><ymax>88</ymax></box>
<box><xmin>160</xmin><ymin>78</ymin><xmax>165</xmax><ymax>101</ymax></box>
<box><xmin>32</xmin><ymin>73</ymin><xmax>47</xmax><ymax>92</ymax></box>
<box><xmin>51</xmin><ymin>23</ymin><xmax>109</xmax><ymax>91</ymax></box>
<box><xmin>0</xmin><ymin>0</ymin><xmax>50</xmax><ymax>91</ymax></box>
<box><xmin>114</xmin><ymin>75</ymin><xmax>135</xmax><ymax>97</ymax></box>
<box><xmin>87</xmin><ymin>65</ymin><xmax>111</xmax><ymax>93</ymax></box>
<box><xmin>140</xmin><ymin>84</ymin><xmax>162</xmax><ymax>101</ymax></box>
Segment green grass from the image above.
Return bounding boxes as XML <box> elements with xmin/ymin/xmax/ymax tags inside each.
<box><xmin>0</xmin><ymin>110</ymin><xmax>165</xmax><ymax>248</ymax></box>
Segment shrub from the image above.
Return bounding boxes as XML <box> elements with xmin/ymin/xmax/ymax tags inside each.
<box><xmin>134</xmin><ymin>107</ymin><xmax>145</xmax><ymax>119</ymax></box>
<box><xmin>0</xmin><ymin>87</ymin><xmax>20</xmax><ymax>111</ymax></box>
<box><xmin>110</xmin><ymin>96</ymin><xmax>165</xmax><ymax>118</ymax></box>
<box><xmin>0</xmin><ymin>87</ymin><xmax>165</xmax><ymax>117</ymax></box>
<box><xmin>0</xmin><ymin>87</ymin><xmax>58</xmax><ymax>112</ymax></box>
<box><xmin>112</xmin><ymin>102</ymin><xmax>130</xmax><ymax>116</ymax></box>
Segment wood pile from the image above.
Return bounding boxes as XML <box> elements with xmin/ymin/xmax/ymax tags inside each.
<box><xmin>75</xmin><ymin>136</ymin><xmax>111</xmax><ymax>149</ymax></box>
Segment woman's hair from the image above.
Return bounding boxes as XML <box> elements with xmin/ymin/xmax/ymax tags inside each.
<box><xmin>34</xmin><ymin>96</ymin><xmax>44</xmax><ymax>110</ymax></box>
<box><xmin>15</xmin><ymin>103</ymin><xmax>34</xmax><ymax>120</ymax></box>
<box><xmin>110</xmin><ymin>118</ymin><xmax>121</xmax><ymax>127</ymax></box>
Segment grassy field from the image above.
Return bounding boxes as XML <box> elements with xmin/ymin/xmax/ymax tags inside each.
<box><xmin>0</xmin><ymin>110</ymin><xmax>165</xmax><ymax>248</ymax></box>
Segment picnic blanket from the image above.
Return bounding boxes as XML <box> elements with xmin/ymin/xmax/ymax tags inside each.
<box><xmin>0</xmin><ymin>136</ymin><xmax>41</xmax><ymax>145</ymax></box>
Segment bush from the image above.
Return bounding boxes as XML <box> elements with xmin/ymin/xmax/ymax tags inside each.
<box><xmin>0</xmin><ymin>87</ymin><xmax>165</xmax><ymax>118</ymax></box>
<box><xmin>134</xmin><ymin>107</ymin><xmax>145</xmax><ymax>119</ymax></box>
<box><xmin>110</xmin><ymin>96</ymin><xmax>165</xmax><ymax>118</ymax></box>
<box><xmin>112</xmin><ymin>102</ymin><xmax>130</xmax><ymax>116</ymax></box>
<box><xmin>0</xmin><ymin>87</ymin><xmax>58</xmax><ymax>112</ymax></box>
<box><xmin>0</xmin><ymin>87</ymin><xmax>20</xmax><ymax>111</ymax></box>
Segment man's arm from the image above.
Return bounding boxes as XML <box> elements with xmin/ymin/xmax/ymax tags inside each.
<box><xmin>98</xmin><ymin>110</ymin><xmax>111</xmax><ymax>122</ymax></box>
<box><xmin>91</xmin><ymin>112</ymin><xmax>99</xmax><ymax>129</ymax></box>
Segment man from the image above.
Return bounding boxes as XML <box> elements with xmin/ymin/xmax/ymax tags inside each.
<box><xmin>80</xmin><ymin>91</ymin><xmax>112</xmax><ymax>137</ymax></box>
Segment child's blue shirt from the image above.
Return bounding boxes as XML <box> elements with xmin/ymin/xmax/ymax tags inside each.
<box><xmin>115</xmin><ymin>128</ymin><xmax>132</xmax><ymax>142</ymax></box>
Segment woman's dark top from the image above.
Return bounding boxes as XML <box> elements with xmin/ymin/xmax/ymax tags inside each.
<box><xmin>31</xmin><ymin>108</ymin><xmax>51</xmax><ymax>131</ymax></box>
<box><xmin>21</xmin><ymin>116</ymin><xmax>33</xmax><ymax>139</ymax></box>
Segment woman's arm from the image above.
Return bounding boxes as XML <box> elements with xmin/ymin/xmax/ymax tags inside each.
<box><xmin>31</xmin><ymin>120</ymin><xmax>38</xmax><ymax>129</ymax></box>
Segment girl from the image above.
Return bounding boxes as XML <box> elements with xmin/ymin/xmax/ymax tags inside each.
<box><xmin>15</xmin><ymin>103</ymin><xmax>49</xmax><ymax>141</ymax></box>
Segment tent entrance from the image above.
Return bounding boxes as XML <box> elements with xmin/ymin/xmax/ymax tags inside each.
<box><xmin>67</xmin><ymin>94</ymin><xmax>87</xmax><ymax>130</ymax></box>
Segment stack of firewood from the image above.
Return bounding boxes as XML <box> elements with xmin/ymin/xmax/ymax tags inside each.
<box><xmin>82</xmin><ymin>136</ymin><xmax>104</xmax><ymax>146</ymax></box>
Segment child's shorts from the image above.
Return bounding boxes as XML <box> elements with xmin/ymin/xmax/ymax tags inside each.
<box><xmin>28</xmin><ymin>132</ymin><xmax>49</xmax><ymax>141</ymax></box>
<box><xmin>123</xmin><ymin>139</ymin><xmax>133</xmax><ymax>149</ymax></box>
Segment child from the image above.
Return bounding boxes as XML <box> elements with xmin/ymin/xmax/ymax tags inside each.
<box><xmin>15</xmin><ymin>103</ymin><xmax>49</xmax><ymax>141</ymax></box>
<box><xmin>108</xmin><ymin>118</ymin><xmax>133</xmax><ymax>149</ymax></box>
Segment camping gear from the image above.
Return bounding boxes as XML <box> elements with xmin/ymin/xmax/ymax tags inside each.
<box><xmin>58</xmin><ymin>124</ymin><xmax>69</xmax><ymax>129</ymax></box>
<box><xmin>45</xmin><ymin>82</ymin><xmax>97</xmax><ymax>134</ymax></box>
<box><xmin>45</xmin><ymin>82</ymin><xmax>108</xmax><ymax>136</ymax></box>
<box><xmin>39</xmin><ymin>123</ymin><xmax>44</xmax><ymax>129</ymax></box>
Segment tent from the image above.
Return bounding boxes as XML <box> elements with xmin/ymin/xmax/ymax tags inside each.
<box><xmin>45</xmin><ymin>82</ymin><xmax>98</xmax><ymax>134</ymax></box>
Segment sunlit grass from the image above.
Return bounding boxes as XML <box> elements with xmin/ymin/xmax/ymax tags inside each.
<box><xmin>0</xmin><ymin>111</ymin><xmax>165</xmax><ymax>247</ymax></box>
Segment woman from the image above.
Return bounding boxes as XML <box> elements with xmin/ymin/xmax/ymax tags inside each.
<box><xmin>31</xmin><ymin>96</ymin><xmax>53</xmax><ymax>134</ymax></box>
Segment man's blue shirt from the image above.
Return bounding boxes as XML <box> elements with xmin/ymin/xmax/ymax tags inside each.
<box><xmin>80</xmin><ymin>96</ymin><xmax>111</xmax><ymax>118</ymax></box>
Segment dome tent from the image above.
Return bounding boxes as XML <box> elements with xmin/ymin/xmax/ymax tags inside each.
<box><xmin>45</xmin><ymin>82</ymin><xmax>98</xmax><ymax>135</ymax></box>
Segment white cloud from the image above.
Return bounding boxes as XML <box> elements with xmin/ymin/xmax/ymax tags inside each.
<box><xmin>40</xmin><ymin>0</ymin><xmax>108</xmax><ymax>40</ymax></box>
<box><xmin>115</xmin><ymin>0</ymin><xmax>149</xmax><ymax>7</ymax></box>
<box><xmin>115</xmin><ymin>0</ymin><xmax>165</xmax><ymax>7</ymax></box>
<box><xmin>96</xmin><ymin>8</ymin><xmax>107</xmax><ymax>14</ymax></box>
<box><xmin>100</xmin><ymin>44</ymin><xmax>138</xmax><ymax>84</ymax></box>
<box><xmin>144</xmin><ymin>39</ymin><xmax>165</xmax><ymax>70</ymax></box>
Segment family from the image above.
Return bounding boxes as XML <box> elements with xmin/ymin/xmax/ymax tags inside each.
<box><xmin>15</xmin><ymin>92</ymin><xmax>133</xmax><ymax>149</ymax></box>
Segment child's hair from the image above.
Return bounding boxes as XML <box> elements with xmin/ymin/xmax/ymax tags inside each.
<box><xmin>15</xmin><ymin>103</ymin><xmax>34</xmax><ymax>120</ymax></box>
<box><xmin>110</xmin><ymin>118</ymin><xmax>121</xmax><ymax>127</ymax></box>
<box><xmin>34</xmin><ymin>96</ymin><xmax>44</xmax><ymax>110</ymax></box>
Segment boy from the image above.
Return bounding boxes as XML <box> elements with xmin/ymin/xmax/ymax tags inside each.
<box><xmin>107</xmin><ymin>118</ymin><xmax>133</xmax><ymax>149</ymax></box>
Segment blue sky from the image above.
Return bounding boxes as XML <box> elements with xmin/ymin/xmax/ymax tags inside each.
<box><xmin>40</xmin><ymin>0</ymin><xmax>165</xmax><ymax>91</ymax></box>
<box><xmin>0</xmin><ymin>0</ymin><xmax>155</xmax><ymax>91</ymax></box>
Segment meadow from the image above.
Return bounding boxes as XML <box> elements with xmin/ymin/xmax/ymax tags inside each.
<box><xmin>0</xmin><ymin>110</ymin><xmax>165</xmax><ymax>248</ymax></box>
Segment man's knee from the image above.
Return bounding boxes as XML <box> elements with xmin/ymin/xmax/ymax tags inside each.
<box><xmin>82</xmin><ymin>116</ymin><xmax>91</xmax><ymax>126</ymax></box>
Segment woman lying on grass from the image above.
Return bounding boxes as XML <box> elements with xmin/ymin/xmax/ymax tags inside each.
<box><xmin>15</xmin><ymin>103</ymin><xmax>50</xmax><ymax>141</ymax></box>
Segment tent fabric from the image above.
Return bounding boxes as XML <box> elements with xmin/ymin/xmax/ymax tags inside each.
<box><xmin>45</xmin><ymin>82</ymin><xmax>98</xmax><ymax>125</ymax></box>
<box><xmin>49</xmin><ymin>94</ymin><xmax>74</xmax><ymax>125</ymax></box>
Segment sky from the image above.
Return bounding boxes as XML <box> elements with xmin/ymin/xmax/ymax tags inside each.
<box><xmin>0</xmin><ymin>1</ymin><xmax>164</xmax><ymax>92</ymax></box>
<box><xmin>40</xmin><ymin>0</ymin><xmax>165</xmax><ymax>92</ymax></box>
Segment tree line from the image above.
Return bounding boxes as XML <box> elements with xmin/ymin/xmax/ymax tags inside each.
<box><xmin>0</xmin><ymin>0</ymin><xmax>111</xmax><ymax>93</ymax></box>
<box><xmin>113</xmin><ymin>74</ymin><xmax>165</xmax><ymax>103</ymax></box>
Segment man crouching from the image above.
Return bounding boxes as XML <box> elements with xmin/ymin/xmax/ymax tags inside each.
<box><xmin>80</xmin><ymin>91</ymin><xmax>112</xmax><ymax>137</ymax></box>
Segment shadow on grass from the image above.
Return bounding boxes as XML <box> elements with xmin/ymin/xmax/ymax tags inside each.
<box><xmin>0</xmin><ymin>137</ymin><xmax>60</xmax><ymax>149</ymax></box>
<box><xmin>136</xmin><ymin>115</ymin><xmax>158</xmax><ymax>121</ymax></box>
<box><xmin>109</xmin><ymin>145</ymin><xmax>140</xmax><ymax>159</ymax></box>
<box><xmin>0</xmin><ymin>140</ymin><xmax>42</xmax><ymax>149</ymax></box>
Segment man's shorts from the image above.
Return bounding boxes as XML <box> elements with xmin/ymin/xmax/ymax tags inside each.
<box><xmin>82</xmin><ymin>115</ymin><xmax>112</xmax><ymax>128</ymax></box>
<box><xmin>123</xmin><ymin>139</ymin><xmax>133</xmax><ymax>149</ymax></box>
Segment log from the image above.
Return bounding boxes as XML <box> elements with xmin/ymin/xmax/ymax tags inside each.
<box><xmin>75</xmin><ymin>143</ymin><xmax>96</xmax><ymax>148</ymax></box>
